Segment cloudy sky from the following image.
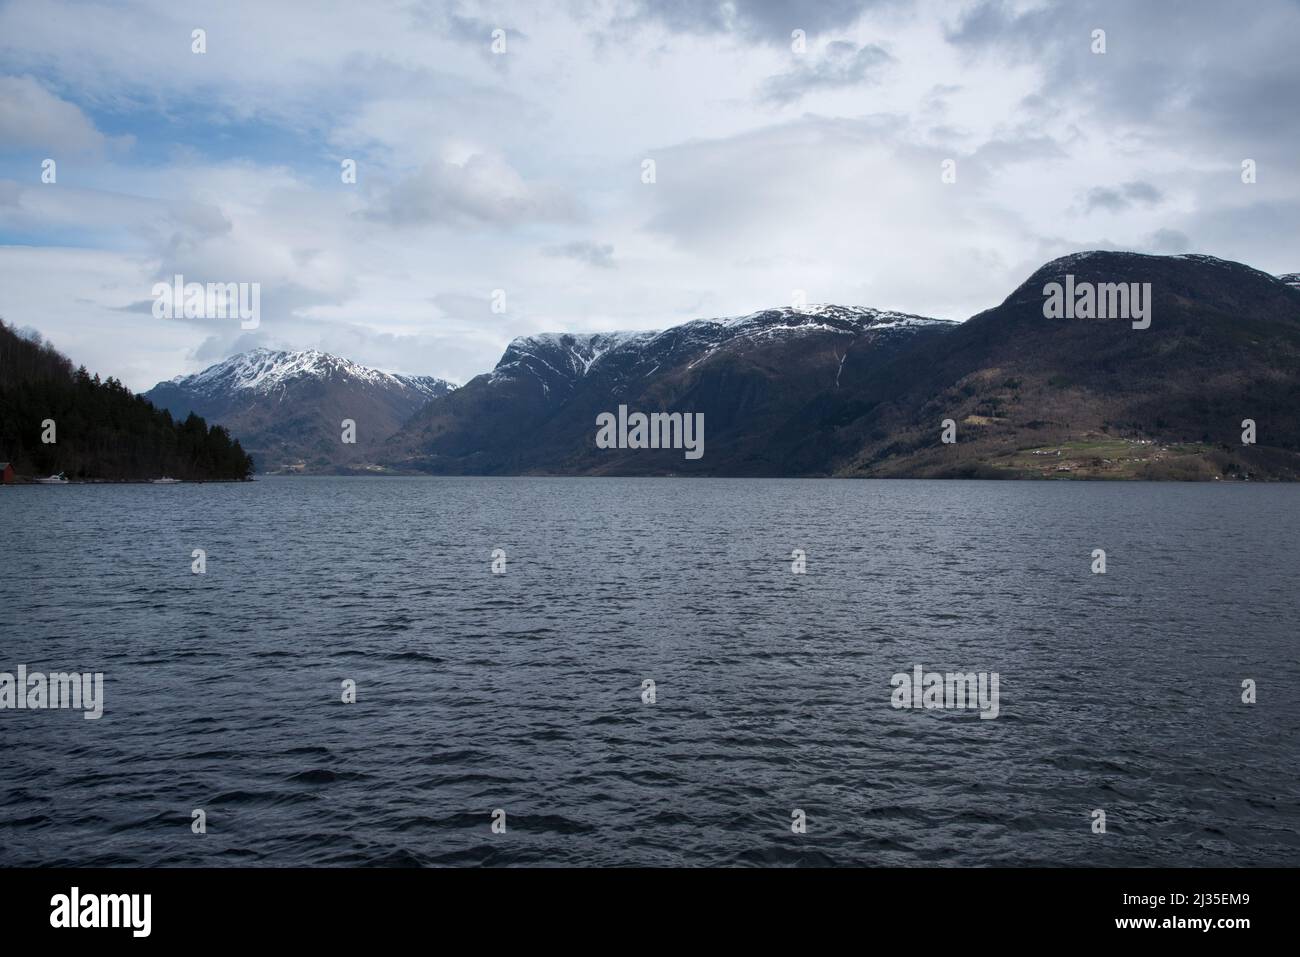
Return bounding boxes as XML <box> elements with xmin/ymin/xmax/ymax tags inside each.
<box><xmin>1</xmin><ymin>0</ymin><xmax>1297</xmax><ymax>390</ymax></box>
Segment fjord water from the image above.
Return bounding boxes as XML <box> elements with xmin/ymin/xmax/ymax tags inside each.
<box><xmin>2</xmin><ymin>477</ymin><xmax>1298</xmax><ymax>867</ymax></box>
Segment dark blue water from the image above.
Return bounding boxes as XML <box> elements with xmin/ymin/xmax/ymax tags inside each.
<box><xmin>2</xmin><ymin>477</ymin><xmax>1298</xmax><ymax>866</ymax></box>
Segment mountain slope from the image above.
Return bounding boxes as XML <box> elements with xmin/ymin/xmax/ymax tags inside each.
<box><xmin>144</xmin><ymin>349</ymin><xmax>455</xmax><ymax>472</ymax></box>
<box><xmin>384</xmin><ymin>305</ymin><xmax>956</xmax><ymax>475</ymax></box>
<box><xmin>809</xmin><ymin>252</ymin><xmax>1300</xmax><ymax>479</ymax></box>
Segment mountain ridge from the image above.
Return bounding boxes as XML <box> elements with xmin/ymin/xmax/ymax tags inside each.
<box><xmin>380</xmin><ymin>252</ymin><xmax>1300</xmax><ymax>479</ymax></box>
<box><xmin>383</xmin><ymin>303</ymin><xmax>960</xmax><ymax>475</ymax></box>
<box><xmin>131</xmin><ymin>252</ymin><xmax>1300</xmax><ymax>479</ymax></box>
<box><xmin>163</xmin><ymin>347</ymin><xmax>455</xmax><ymax>399</ymax></box>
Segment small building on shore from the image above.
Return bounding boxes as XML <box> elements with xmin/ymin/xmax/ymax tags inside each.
<box><xmin>0</xmin><ymin>461</ymin><xmax>14</xmax><ymax>484</ymax></box>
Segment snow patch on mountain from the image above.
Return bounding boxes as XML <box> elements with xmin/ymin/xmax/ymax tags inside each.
<box><xmin>652</xmin><ymin>305</ymin><xmax>951</xmax><ymax>371</ymax></box>
<box><xmin>490</xmin><ymin>331</ymin><xmax>652</xmax><ymax>385</ymax></box>
<box><xmin>170</xmin><ymin>348</ymin><xmax>456</xmax><ymax>398</ymax></box>
<box><xmin>492</xmin><ymin>306</ymin><xmax>952</xmax><ymax>384</ymax></box>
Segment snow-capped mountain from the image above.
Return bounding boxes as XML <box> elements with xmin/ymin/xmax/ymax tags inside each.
<box><xmin>385</xmin><ymin>303</ymin><xmax>957</xmax><ymax>475</ymax></box>
<box><xmin>144</xmin><ymin>349</ymin><xmax>455</xmax><ymax>472</ymax></box>
<box><xmin>164</xmin><ymin>348</ymin><xmax>453</xmax><ymax>402</ymax></box>
<box><xmin>1279</xmin><ymin>272</ymin><xmax>1300</xmax><ymax>289</ymax></box>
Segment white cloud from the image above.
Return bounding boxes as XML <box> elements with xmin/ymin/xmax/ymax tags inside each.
<box><xmin>370</xmin><ymin>151</ymin><xmax>579</xmax><ymax>226</ymax></box>
<box><xmin>0</xmin><ymin>75</ymin><xmax>130</xmax><ymax>155</ymax></box>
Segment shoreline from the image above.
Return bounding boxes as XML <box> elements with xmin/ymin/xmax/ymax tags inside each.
<box><xmin>4</xmin><ymin>477</ymin><xmax>253</xmax><ymax>485</ymax></box>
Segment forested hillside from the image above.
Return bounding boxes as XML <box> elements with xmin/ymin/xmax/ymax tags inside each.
<box><xmin>0</xmin><ymin>319</ymin><xmax>254</xmax><ymax>481</ymax></box>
